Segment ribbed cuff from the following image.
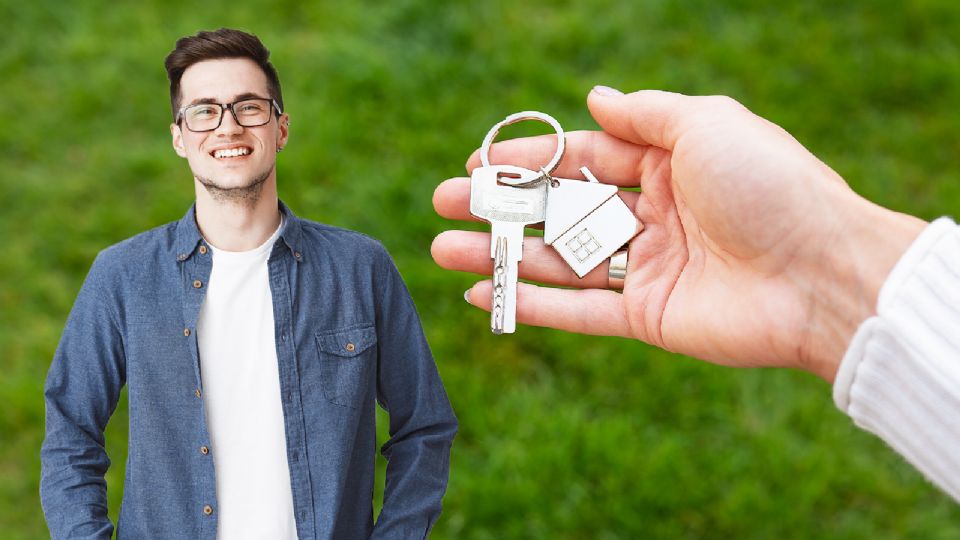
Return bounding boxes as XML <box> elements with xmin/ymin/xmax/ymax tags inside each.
<box><xmin>833</xmin><ymin>217</ymin><xmax>960</xmax><ymax>501</ymax></box>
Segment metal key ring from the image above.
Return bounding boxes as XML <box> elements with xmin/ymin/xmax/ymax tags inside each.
<box><xmin>479</xmin><ymin>111</ymin><xmax>566</xmax><ymax>186</ymax></box>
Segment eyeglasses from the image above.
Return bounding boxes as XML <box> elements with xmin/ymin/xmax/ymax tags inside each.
<box><xmin>176</xmin><ymin>98</ymin><xmax>282</xmax><ymax>132</ymax></box>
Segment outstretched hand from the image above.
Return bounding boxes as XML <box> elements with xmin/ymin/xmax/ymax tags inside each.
<box><xmin>432</xmin><ymin>88</ymin><xmax>924</xmax><ymax>381</ymax></box>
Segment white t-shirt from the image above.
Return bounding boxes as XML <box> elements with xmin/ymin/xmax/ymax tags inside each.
<box><xmin>197</xmin><ymin>219</ymin><xmax>298</xmax><ymax>539</ymax></box>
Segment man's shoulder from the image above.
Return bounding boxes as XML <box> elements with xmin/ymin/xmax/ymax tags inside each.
<box><xmin>296</xmin><ymin>218</ymin><xmax>390</xmax><ymax>261</ymax></box>
<box><xmin>92</xmin><ymin>220</ymin><xmax>182</xmax><ymax>274</ymax></box>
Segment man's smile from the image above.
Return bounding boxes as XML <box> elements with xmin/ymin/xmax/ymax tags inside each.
<box><xmin>208</xmin><ymin>145</ymin><xmax>253</xmax><ymax>159</ymax></box>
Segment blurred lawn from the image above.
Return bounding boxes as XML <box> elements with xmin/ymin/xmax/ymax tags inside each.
<box><xmin>3</xmin><ymin>1</ymin><xmax>960</xmax><ymax>538</ymax></box>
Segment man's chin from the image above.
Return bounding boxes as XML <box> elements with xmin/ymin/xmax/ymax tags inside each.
<box><xmin>200</xmin><ymin>178</ymin><xmax>258</xmax><ymax>190</ymax></box>
<box><xmin>195</xmin><ymin>170</ymin><xmax>272</xmax><ymax>204</ymax></box>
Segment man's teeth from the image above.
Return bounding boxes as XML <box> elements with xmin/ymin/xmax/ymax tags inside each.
<box><xmin>213</xmin><ymin>147</ymin><xmax>251</xmax><ymax>158</ymax></box>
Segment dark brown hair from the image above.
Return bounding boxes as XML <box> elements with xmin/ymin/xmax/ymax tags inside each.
<box><xmin>164</xmin><ymin>28</ymin><xmax>284</xmax><ymax>120</ymax></box>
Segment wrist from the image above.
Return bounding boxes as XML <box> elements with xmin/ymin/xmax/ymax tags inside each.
<box><xmin>800</xmin><ymin>190</ymin><xmax>926</xmax><ymax>382</ymax></box>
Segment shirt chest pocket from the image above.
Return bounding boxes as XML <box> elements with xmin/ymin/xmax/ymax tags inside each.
<box><xmin>314</xmin><ymin>325</ymin><xmax>377</xmax><ymax>409</ymax></box>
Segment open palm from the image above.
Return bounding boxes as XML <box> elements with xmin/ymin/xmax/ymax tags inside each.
<box><xmin>432</xmin><ymin>90</ymin><xmax>920</xmax><ymax>381</ymax></box>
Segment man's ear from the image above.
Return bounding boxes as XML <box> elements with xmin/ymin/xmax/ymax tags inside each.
<box><xmin>170</xmin><ymin>123</ymin><xmax>187</xmax><ymax>158</ymax></box>
<box><xmin>277</xmin><ymin>113</ymin><xmax>290</xmax><ymax>151</ymax></box>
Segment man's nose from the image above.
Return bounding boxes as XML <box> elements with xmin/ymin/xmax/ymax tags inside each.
<box><xmin>214</xmin><ymin>108</ymin><xmax>244</xmax><ymax>135</ymax></box>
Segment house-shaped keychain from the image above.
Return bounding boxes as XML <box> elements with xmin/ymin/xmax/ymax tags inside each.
<box><xmin>544</xmin><ymin>166</ymin><xmax>643</xmax><ymax>278</ymax></box>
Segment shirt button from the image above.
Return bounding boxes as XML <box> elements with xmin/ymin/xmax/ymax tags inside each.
<box><xmin>195</xmin><ymin>388</ymin><xmax>202</xmax><ymax>398</ymax></box>
<box><xmin>193</xmin><ymin>280</ymin><xmax>203</xmax><ymax>289</ymax></box>
<box><xmin>200</xmin><ymin>446</ymin><xmax>209</xmax><ymax>455</ymax></box>
<box><xmin>294</xmin><ymin>251</ymin><xmax>302</xmax><ymax>259</ymax></box>
<box><xmin>183</xmin><ymin>328</ymin><xmax>191</xmax><ymax>337</ymax></box>
<box><xmin>345</xmin><ymin>343</ymin><xmax>356</xmax><ymax>352</ymax></box>
<box><xmin>199</xmin><ymin>245</ymin><xmax>208</xmax><ymax>255</ymax></box>
<box><xmin>203</xmin><ymin>505</ymin><xmax>214</xmax><ymax>516</ymax></box>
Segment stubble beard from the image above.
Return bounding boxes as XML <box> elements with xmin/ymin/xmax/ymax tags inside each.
<box><xmin>196</xmin><ymin>166</ymin><xmax>273</xmax><ymax>208</ymax></box>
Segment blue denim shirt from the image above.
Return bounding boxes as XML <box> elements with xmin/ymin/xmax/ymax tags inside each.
<box><xmin>41</xmin><ymin>202</ymin><xmax>457</xmax><ymax>539</ymax></box>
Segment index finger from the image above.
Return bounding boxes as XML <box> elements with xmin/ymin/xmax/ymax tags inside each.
<box><xmin>465</xmin><ymin>130</ymin><xmax>652</xmax><ymax>187</ymax></box>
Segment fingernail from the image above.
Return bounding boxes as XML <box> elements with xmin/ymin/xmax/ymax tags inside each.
<box><xmin>592</xmin><ymin>85</ymin><xmax>624</xmax><ymax>97</ymax></box>
<box><xmin>463</xmin><ymin>288</ymin><xmax>473</xmax><ymax>305</ymax></box>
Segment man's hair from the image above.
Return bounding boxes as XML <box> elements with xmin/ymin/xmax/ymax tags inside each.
<box><xmin>164</xmin><ymin>28</ymin><xmax>284</xmax><ymax>120</ymax></box>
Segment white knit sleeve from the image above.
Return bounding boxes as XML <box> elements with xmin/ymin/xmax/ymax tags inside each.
<box><xmin>833</xmin><ymin>217</ymin><xmax>960</xmax><ymax>502</ymax></box>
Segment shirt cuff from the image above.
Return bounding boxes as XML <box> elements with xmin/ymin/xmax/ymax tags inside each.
<box><xmin>833</xmin><ymin>217</ymin><xmax>960</xmax><ymax>501</ymax></box>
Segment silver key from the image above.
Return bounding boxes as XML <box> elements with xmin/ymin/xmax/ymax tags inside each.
<box><xmin>470</xmin><ymin>165</ymin><xmax>547</xmax><ymax>334</ymax></box>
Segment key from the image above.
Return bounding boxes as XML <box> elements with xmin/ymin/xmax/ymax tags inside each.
<box><xmin>470</xmin><ymin>165</ymin><xmax>547</xmax><ymax>334</ymax></box>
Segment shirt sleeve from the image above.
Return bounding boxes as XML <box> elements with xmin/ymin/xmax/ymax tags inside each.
<box><xmin>833</xmin><ymin>217</ymin><xmax>960</xmax><ymax>502</ymax></box>
<box><xmin>40</xmin><ymin>252</ymin><xmax>126</xmax><ymax>539</ymax></box>
<box><xmin>369</xmin><ymin>244</ymin><xmax>458</xmax><ymax>540</ymax></box>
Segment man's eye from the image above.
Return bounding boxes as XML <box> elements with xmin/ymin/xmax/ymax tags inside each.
<box><xmin>189</xmin><ymin>106</ymin><xmax>218</xmax><ymax>119</ymax></box>
<box><xmin>237</xmin><ymin>102</ymin><xmax>266</xmax><ymax>114</ymax></box>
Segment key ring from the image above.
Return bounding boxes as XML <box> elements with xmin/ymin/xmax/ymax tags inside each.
<box><xmin>479</xmin><ymin>111</ymin><xmax>566</xmax><ymax>187</ymax></box>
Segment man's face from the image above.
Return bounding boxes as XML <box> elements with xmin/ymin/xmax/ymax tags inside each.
<box><xmin>170</xmin><ymin>58</ymin><xmax>289</xmax><ymax>195</ymax></box>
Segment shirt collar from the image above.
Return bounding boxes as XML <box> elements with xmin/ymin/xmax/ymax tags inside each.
<box><xmin>173</xmin><ymin>200</ymin><xmax>304</xmax><ymax>262</ymax></box>
<box><xmin>277</xmin><ymin>200</ymin><xmax>304</xmax><ymax>261</ymax></box>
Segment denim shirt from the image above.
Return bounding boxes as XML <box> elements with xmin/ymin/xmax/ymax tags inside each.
<box><xmin>41</xmin><ymin>203</ymin><xmax>457</xmax><ymax>539</ymax></box>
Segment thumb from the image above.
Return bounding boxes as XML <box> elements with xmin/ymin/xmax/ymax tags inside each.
<box><xmin>587</xmin><ymin>87</ymin><xmax>697</xmax><ymax>151</ymax></box>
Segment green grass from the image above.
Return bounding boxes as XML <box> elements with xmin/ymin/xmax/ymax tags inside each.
<box><xmin>3</xmin><ymin>0</ymin><xmax>960</xmax><ymax>538</ymax></box>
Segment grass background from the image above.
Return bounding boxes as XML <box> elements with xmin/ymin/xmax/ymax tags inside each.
<box><xmin>3</xmin><ymin>0</ymin><xmax>960</xmax><ymax>538</ymax></box>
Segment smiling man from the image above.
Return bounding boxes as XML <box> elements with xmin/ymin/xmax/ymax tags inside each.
<box><xmin>40</xmin><ymin>28</ymin><xmax>457</xmax><ymax>539</ymax></box>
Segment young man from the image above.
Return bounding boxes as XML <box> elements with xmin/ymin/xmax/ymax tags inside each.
<box><xmin>41</xmin><ymin>28</ymin><xmax>457</xmax><ymax>539</ymax></box>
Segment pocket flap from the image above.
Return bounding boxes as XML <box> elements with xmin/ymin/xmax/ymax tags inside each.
<box><xmin>316</xmin><ymin>325</ymin><xmax>377</xmax><ymax>357</ymax></box>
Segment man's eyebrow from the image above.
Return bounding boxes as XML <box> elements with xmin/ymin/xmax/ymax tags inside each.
<box><xmin>185</xmin><ymin>97</ymin><xmax>219</xmax><ymax>107</ymax></box>
<box><xmin>232</xmin><ymin>92</ymin><xmax>269</xmax><ymax>102</ymax></box>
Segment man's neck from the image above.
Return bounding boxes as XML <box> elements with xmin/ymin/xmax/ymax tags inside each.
<box><xmin>194</xmin><ymin>178</ymin><xmax>282</xmax><ymax>252</ymax></box>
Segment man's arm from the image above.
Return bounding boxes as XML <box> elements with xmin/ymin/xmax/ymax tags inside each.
<box><xmin>370</xmin><ymin>245</ymin><xmax>457</xmax><ymax>539</ymax></box>
<box><xmin>41</xmin><ymin>252</ymin><xmax>125</xmax><ymax>539</ymax></box>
